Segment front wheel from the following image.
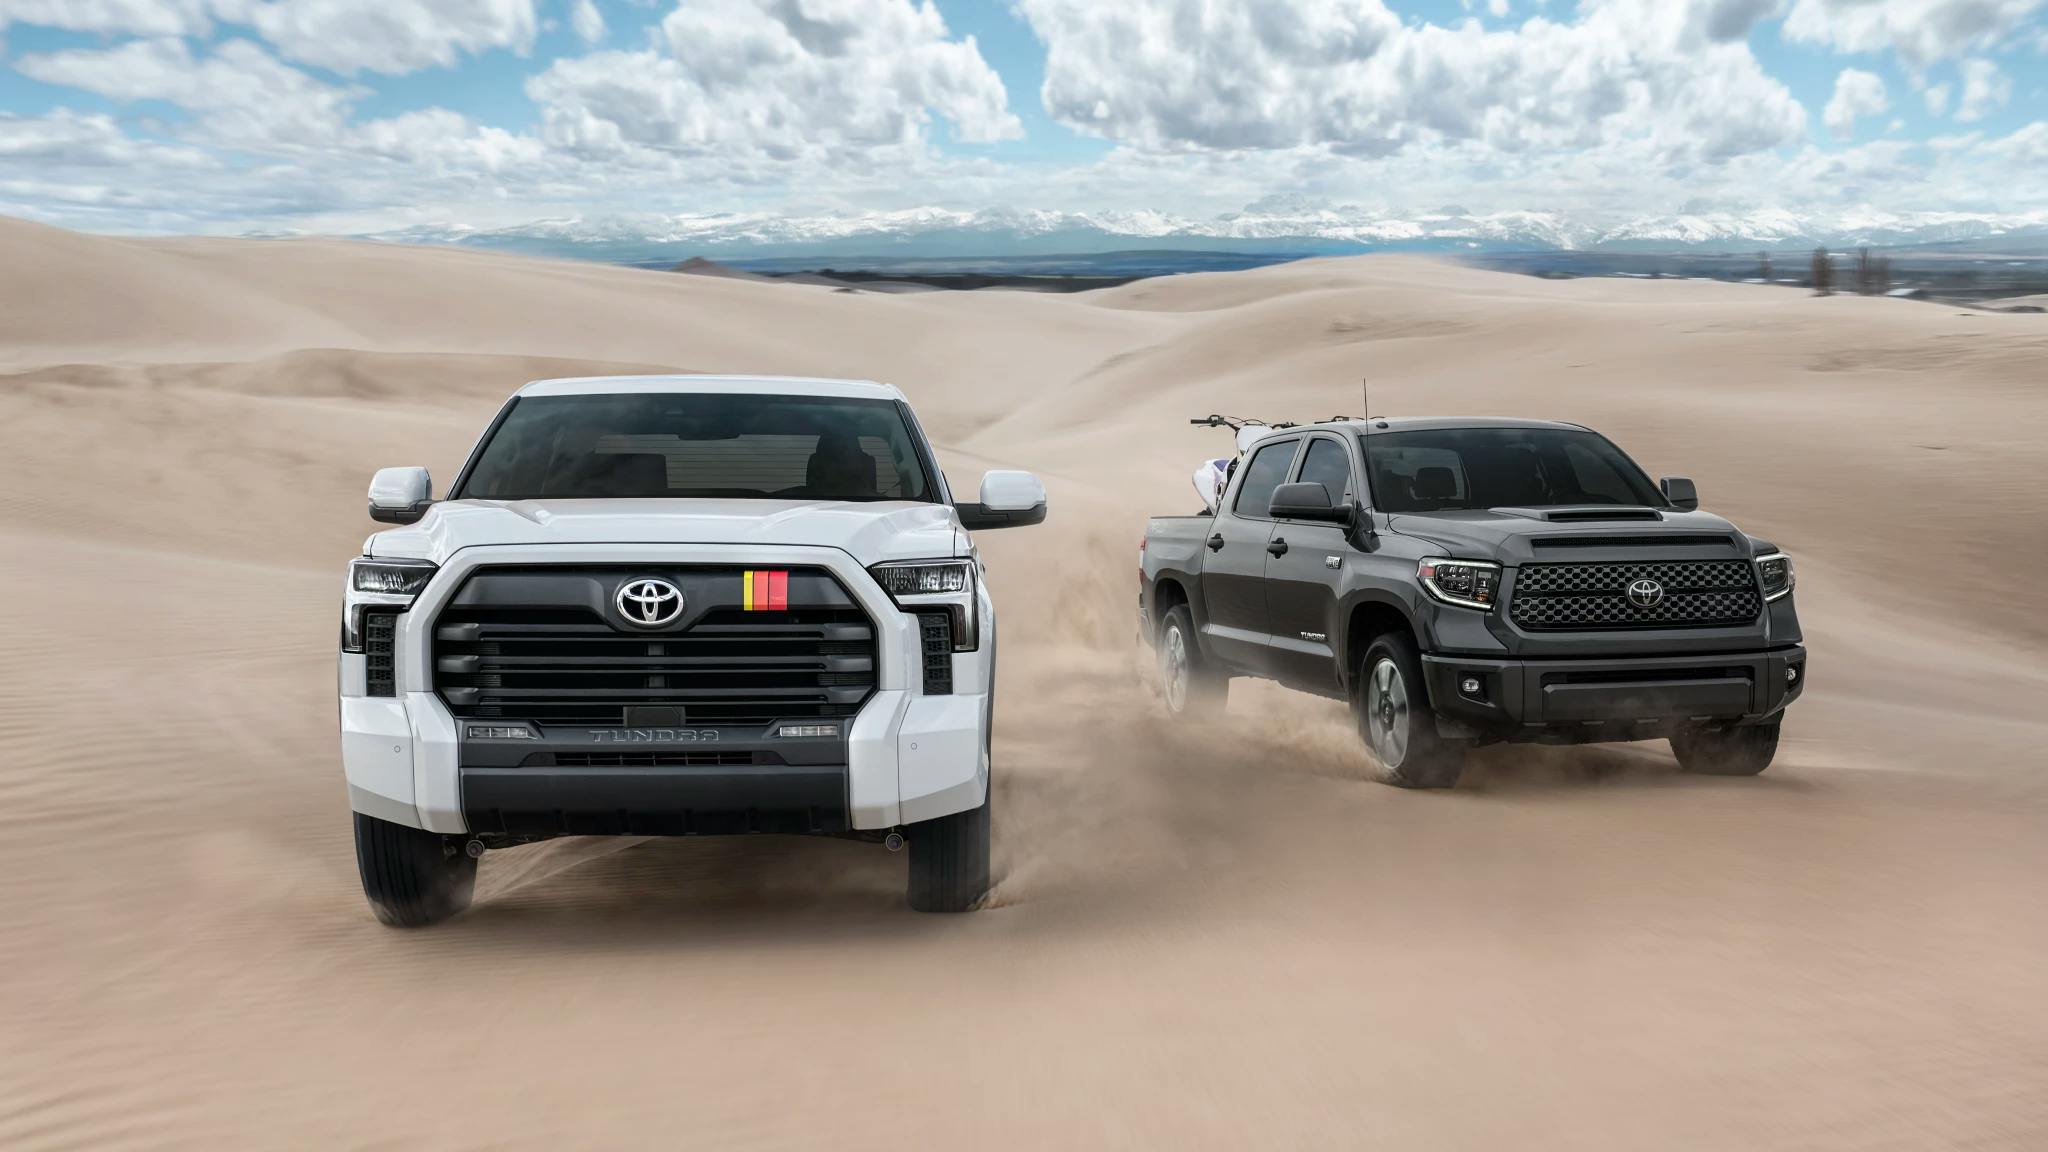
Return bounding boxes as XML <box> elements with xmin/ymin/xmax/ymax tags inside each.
<box><xmin>1671</xmin><ymin>719</ymin><xmax>1779</xmax><ymax>776</ymax></box>
<box><xmin>907</xmin><ymin>790</ymin><xmax>991</xmax><ymax>913</ymax></box>
<box><xmin>1356</xmin><ymin>633</ymin><xmax>1465</xmax><ymax>789</ymax></box>
<box><xmin>353</xmin><ymin>812</ymin><xmax>476</xmax><ymax>927</ymax></box>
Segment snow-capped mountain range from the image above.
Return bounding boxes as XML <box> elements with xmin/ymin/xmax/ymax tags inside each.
<box><xmin>360</xmin><ymin>204</ymin><xmax>2048</xmax><ymax>262</ymax></box>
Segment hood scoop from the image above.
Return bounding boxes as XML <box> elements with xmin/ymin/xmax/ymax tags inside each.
<box><xmin>1492</xmin><ymin>506</ymin><xmax>1664</xmax><ymax>523</ymax></box>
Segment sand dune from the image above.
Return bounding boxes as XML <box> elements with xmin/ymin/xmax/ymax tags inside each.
<box><xmin>2</xmin><ymin>217</ymin><xmax>2045</xmax><ymax>1149</ymax></box>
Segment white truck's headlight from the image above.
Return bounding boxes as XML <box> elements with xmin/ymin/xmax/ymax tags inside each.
<box><xmin>870</xmin><ymin>559</ymin><xmax>978</xmax><ymax>651</ymax></box>
<box><xmin>1755</xmin><ymin>552</ymin><xmax>1795</xmax><ymax>601</ymax></box>
<box><xmin>1417</xmin><ymin>558</ymin><xmax>1501</xmax><ymax>610</ymax></box>
<box><xmin>343</xmin><ymin>557</ymin><xmax>437</xmax><ymax>651</ymax></box>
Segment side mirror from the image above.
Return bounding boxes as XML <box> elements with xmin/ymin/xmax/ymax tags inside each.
<box><xmin>956</xmin><ymin>470</ymin><xmax>1047</xmax><ymax>530</ymax></box>
<box><xmin>368</xmin><ymin>466</ymin><xmax>434</xmax><ymax>524</ymax></box>
<box><xmin>1268</xmin><ymin>481</ymin><xmax>1354</xmax><ymax>524</ymax></box>
<box><xmin>1660</xmin><ymin>476</ymin><xmax>1699</xmax><ymax>512</ymax></box>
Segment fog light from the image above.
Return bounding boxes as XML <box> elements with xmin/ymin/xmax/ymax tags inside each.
<box><xmin>1460</xmin><ymin>676</ymin><xmax>1483</xmax><ymax>695</ymax></box>
<box><xmin>1786</xmin><ymin>666</ymin><xmax>1800</xmax><ymax>684</ymax></box>
<box><xmin>778</xmin><ymin>724</ymin><xmax>841</xmax><ymax>739</ymax></box>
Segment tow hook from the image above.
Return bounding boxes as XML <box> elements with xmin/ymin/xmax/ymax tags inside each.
<box><xmin>883</xmin><ymin>832</ymin><xmax>906</xmax><ymax>853</ymax></box>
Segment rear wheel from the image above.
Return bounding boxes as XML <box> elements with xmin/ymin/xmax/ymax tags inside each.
<box><xmin>1671</xmin><ymin>719</ymin><xmax>1779</xmax><ymax>776</ymax></box>
<box><xmin>353</xmin><ymin>812</ymin><xmax>476</xmax><ymax>927</ymax></box>
<box><xmin>907</xmin><ymin>790</ymin><xmax>991</xmax><ymax>913</ymax></box>
<box><xmin>1158</xmin><ymin>604</ymin><xmax>1227</xmax><ymax>717</ymax></box>
<box><xmin>1356</xmin><ymin>632</ymin><xmax>1465</xmax><ymax>789</ymax></box>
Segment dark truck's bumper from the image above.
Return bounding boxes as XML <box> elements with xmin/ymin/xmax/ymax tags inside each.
<box><xmin>1420</xmin><ymin>645</ymin><xmax>1806</xmax><ymax>742</ymax></box>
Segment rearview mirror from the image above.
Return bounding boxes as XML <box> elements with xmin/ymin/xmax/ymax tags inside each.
<box><xmin>1268</xmin><ymin>481</ymin><xmax>1354</xmax><ymax>524</ymax></box>
<box><xmin>1660</xmin><ymin>476</ymin><xmax>1698</xmax><ymax>512</ymax></box>
<box><xmin>368</xmin><ymin>466</ymin><xmax>434</xmax><ymax>524</ymax></box>
<box><xmin>955</xmin><ymin>470</ymin><xmax>1047</xmax><ymax>530</ymax></box>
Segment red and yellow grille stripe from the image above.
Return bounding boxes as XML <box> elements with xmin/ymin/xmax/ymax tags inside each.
<box><xmin>742</xmin><ymin>569</ymin><xmax>788</xmax><ymax>611</ymax></box>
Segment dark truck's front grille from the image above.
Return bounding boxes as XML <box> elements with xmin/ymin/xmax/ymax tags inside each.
<box><xmin>1509</xmin><ymin>559</ymin><xmax>1761</xmax><ymax>631</ymax></box>
<box><xmin>433</xmin><ymin>566</ymin><xmax>877</xmax><ymax>728</ymax></box>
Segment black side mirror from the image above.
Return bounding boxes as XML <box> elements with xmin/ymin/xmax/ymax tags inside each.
<box><xmin>1661</xmin><ymin>476</ymin><xmax>1699</xmax><ymax>511</ymax></box>
<box><xmin>1268</xmin><ymin>482</ymin><xmax>1355</xmax><ymax>524</ymax></box>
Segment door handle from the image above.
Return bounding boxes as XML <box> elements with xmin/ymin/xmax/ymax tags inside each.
<box><xmin>1267</xmin><ymin>537</ymin><xmax>1289</xmax><ymax>557</ymax></box>
<box><xmin>1207</xmin><ymin>533</ymin><xmax>1225</xmax><ymax>551</ymax></box>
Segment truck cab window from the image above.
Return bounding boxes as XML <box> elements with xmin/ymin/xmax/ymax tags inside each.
<box><xmin>1233</xmin><ymin>439</ymin><xmax>1299</xmax><ymax>516</ymax></box>
<box><xmin>1295</xmin><ymin>437</ymin><xmax>1354</xmax><ymax>505</ymax></box>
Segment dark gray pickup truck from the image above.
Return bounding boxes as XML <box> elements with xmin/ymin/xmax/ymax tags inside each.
<box><xmin>1140</xmin><ymin>417</ymin><xmax>1804</xmax><ymax>787</ymax></box>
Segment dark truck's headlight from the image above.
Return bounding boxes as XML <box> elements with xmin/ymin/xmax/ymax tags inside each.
<box><xmin>1418</xmin><ymin>558</ymin><xmax>1501</xmax><ymax>610</ymax></box>
<box><xmin>870</xmin><ymin>559</ymin><xmax>978</xmax><ymax>652</ymax></box>
<box><xmin>343</xmin><ymin>557</ymin><xmax>437</xmax><ymax>651</ymax></box>
<box><xmin>1755</xmin><ymin>552</ymin><xmax>1795</xmax><ymax>601</ymax></box>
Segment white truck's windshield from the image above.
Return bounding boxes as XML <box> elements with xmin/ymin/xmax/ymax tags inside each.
<box><xmin>1363</xmin><ymin>427</ymin><xmax>1666</xmax><ymax>512</ymax></box>
<box><xmin>457</xmin><ymin>393</ymin><xmax>935</xmax><ymax>502</ymax></box>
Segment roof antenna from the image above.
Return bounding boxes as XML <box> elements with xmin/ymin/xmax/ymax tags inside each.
<box><xmin>1358</xmin><ymin>376</ymin><xmax>1378</xmax><ymax>539</ymax></box>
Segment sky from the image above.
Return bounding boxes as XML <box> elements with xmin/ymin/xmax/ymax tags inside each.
<box><xmin>0</xmin><ymin>0</ymin><xmax>2042</xmax><ymax>235</ymax></box>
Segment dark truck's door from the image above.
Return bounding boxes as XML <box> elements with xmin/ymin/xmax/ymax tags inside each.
<box><xmin>1198</xmin><ymin>435</ymin><xmax>1300</xmax><ymax>673</ymax></box>
<box><xmin>1265</xmin><ymin>432</ymin><xmax>1359</xmax><ymax>693</ymax></box>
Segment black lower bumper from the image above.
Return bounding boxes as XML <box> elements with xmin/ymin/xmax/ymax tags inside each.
<box><xmin>462</xmin><ymin>763</ymin><xmax>850</xmax><ymax>837</ymax></box>
<box><xmin>1421</xmin><ymin>645</ymin><xmax>1805</xmax><ymax>742</ymax></box>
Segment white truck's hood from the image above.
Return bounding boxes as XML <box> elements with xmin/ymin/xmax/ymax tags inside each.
<box><xmin>367</xmin><ymin>499</ymin><xmax>965</xmax><ymax>567</ymax></box>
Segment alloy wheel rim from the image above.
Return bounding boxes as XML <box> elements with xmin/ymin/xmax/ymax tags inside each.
<box><xmin>1162</xmin><ymin>626</ymin><xmax>1190</xmax><ymax>711</ymax></box>
<box><xmin>1365</xmin><ymin>657</ymin><xmax>1410</xmax><ymax>767</ymax></box>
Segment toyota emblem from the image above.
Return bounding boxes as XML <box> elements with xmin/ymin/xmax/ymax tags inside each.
<box><xmin>615</xmin><ymin>578</ymin><xmax>684</xmax><ymax>627</ymax></box>
<box><xmin>1626</xmin><ymin>578</ymin><xmax>1665</xmax><ymax>609</ymax></box>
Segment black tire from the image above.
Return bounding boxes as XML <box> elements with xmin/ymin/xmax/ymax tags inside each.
<box><xmin>1355</xmin><ymin>632</ymin><xmax>1465</xmax><ymax>789</ymax></box>
<box><xmin>1671</xmin><ymin>719</ymin><xmax>1779</xmax><ymax>776</ymax></box>
<box><xmin>907</xmin><ymin>790</ymin><xmax>991</xmax><ymax>913</ymax></box>
<box><xmin>353</xmin><ymin>812</ymin><xmax>476</xmax><ymax>927</ymax></box>
<box><xmin>1157</xmin><ymin>604</ymin><xmax>1227</xmax><ymax>717</ymax></box>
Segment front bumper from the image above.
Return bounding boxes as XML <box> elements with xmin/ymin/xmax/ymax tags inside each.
<box><xmin>1420</xmin><ymin>644</ymin><xmax>1806</xmax><ymax>741</ymax></box>
<box><xmin>340</xmin><ymin>543</ymin><xmax>991</xmax><ymax>836</ymax></box>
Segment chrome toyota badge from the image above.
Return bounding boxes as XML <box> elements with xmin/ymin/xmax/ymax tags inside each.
<box><xmin>615</xmin><ymin>578</ymin><xmax>684</xmax><ymax>627</ymax></box>
<box><xmin>1626</xmin><ymin>578</ymin><xmax>1665</xmax><ymax>608</ymax></box>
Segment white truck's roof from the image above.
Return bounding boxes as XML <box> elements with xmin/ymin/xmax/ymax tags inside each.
<box><xmin>518</xmin><ymin>374</ymin><xmax>905</xmax><ymax>400</ymax></box>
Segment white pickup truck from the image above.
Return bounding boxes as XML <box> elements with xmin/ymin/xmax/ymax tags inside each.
<box><xmin>339</xmin><ymin>375</ymin><xmax>1046</xmax><ymax>925</ymax></box>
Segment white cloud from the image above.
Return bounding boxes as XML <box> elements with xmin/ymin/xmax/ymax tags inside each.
<box><xmin>1824</xmin><ymin>68</ymin><xmax>1888</xmax><ymax>138</ymax></box>
<box><xmin>1783</xmin><ymin>0</ymin><xmax>2046</xmax><ymax>67</ymax></box>
<box><xmin>1956</xmin><ymin>58</ymin><xmax>2011</xmax><ymax>119</ymax></box>
<box><xmin>15</xmin><ymin>38</ymin><xmax>357</xmax><ymax>144</ymax></box>
<box><xmin>0</xmin><ymin>0</ymin><xmax>215</xmax><ymax>36</ymax></box>
<box><xmin>1982</xmin><ymin>119</ymin><xmax>2048</xmax><ymax>162</ymax></box>
<box><xmin>0</xmin><ymin>109</ymin><xmax>211</xmax><ymax>167</ymax></box>
<box><xmin>569</xmin><ymin>0</ymin><xmax>603</xmax><ymax>42</ymax></box>
<box><xmin>0</xmin><ymin>0</ymin><xmax>2042</xmax><ymax>235</ymax></box>
<box><xmin>1016</xmin><ymin>0</ymin><xmax>1804</xmax><ymax>161</ymax></box>
<box><xmin>223</xmin><ymin>0</ymin><xmax>539</xmax><ymax>75</ymax></box>
<box><xmin>529</xmin><ymin>0</ymin><xmax>1019</xmax><ymax>165</ymax></box>
<box><xmin>0</xmin><ymin>0</ymin><xmax>540</xmax><ymax>75</ymax></box>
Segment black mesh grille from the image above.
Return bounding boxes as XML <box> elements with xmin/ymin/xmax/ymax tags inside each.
<box><xmin>364</xmin><ymin>610</ymin><xmax>398</xmax><ymax>697</ymax></box>
<box><xmin>434</xmin><ymin>597</ymin><xmax>877</xmax><ymax>728</ymax></box>
<box><xmin>1510</xmin><ymin>560</ymin><xmax>1760</xmax><ymax>631</ymax></box>
<box><xmin>917</xmin><ymin>611</ymin><xmax>954</xmax><ymax>695</ymax></box>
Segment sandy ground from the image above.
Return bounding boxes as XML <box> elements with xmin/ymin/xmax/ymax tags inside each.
<box><xmin>2</xmin><ymin>214</ymin><xmax>2046</xmax><ymax>1149</ymax></box>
